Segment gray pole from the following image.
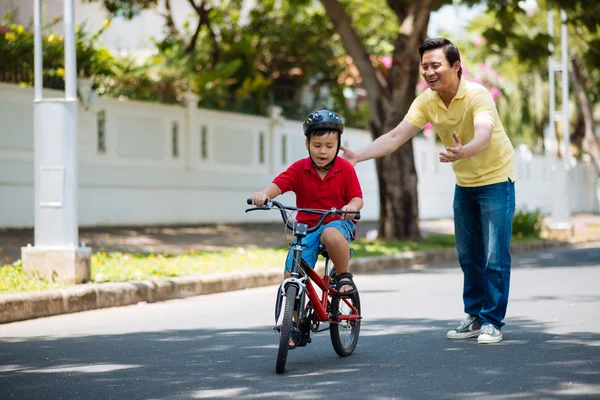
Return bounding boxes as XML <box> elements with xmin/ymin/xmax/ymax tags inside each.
<box><xmin>547</xmin><ymin>11</ymin><xmax>555</xmax><ymax>153</ymax></box>
<box><xmin>64</xmin><ymin>0</ymin><xmax>77</xmax><ymax>100</ymax></box>
<box><xmin>22</xmin><ymin>0</ymin><xmax>91</xmax><ymax>284</ymax></box>
<box><xmin>560</xmin><ymin>9</ymin><xmax>570</xmax><ymax>167</ymax></box>
<box><xmin>547</xmin><ymin>7</ymin><xmax>572</xmax><ymax>231</ymax></box>
<box><xmin>33</xmin><ymin>0</ymin><xmax>42</xmax><ymax>101</ymax></box>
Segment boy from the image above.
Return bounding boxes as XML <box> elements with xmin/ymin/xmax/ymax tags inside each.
<box><xmin>251</xmin><ymin>109</ymin><xmax>364</xmax><ymax>312</ymax></box>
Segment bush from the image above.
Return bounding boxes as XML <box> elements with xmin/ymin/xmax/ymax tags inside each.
<box><xmin>513</xmin><ymin>206</ymin><xmax>544</xmax><ymax>238</ymax></box>
<box><xmin>0</xmin><ymin>20</ymin><xmax>114</xmax><ymax>90</ymax></box>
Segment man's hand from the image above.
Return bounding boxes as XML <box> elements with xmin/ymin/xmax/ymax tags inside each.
<box><xmin>341</xmin><ymin>205</ymin><xmax>358</xmax><ymax>220</ymax></box>
<box><xmin>439</xmin><ymin>132</ymin><xmax>465</xmax><ymax>163</ymax></box>
<box><xmin>340</xmin><ymin>145</ymin><xmax>359</xmax><ymax>167</ymax></box>
<box><xmin>251</xmin><ymin>192</ymin><xmax>269</xmax><ymax>207</ymax></box>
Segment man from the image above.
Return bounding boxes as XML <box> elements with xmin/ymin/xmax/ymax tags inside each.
<box><xmin>341</xmin><ymin>37</ymin><xmax>515</xmax><ymax>344</ymax></box>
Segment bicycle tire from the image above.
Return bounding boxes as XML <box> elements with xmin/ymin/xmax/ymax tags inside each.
<box><xmin>275</xmin><ymin>284</ymin><xmax>298</xmax><ymax>374</ymax></box>
<box><xmin>329</xmin><ymin>291</ymin><xmax>361</xmax><ymax>357</ymax></box>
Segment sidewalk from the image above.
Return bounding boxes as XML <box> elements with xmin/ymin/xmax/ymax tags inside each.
<box><xmin>1</xmin><ymin>214</ymin><xmax>599</xmax><ymax>324</ymax></box>
<box><xmin>0</xmin><ymin>218</ymin><xmax>455</xmax><ymax>265</ymax></box>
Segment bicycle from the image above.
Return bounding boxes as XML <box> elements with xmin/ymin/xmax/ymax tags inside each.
<box><xmin>245</xmin><ymin>199</ymin><xmax>362</xmax><ymax>374</ymax></box>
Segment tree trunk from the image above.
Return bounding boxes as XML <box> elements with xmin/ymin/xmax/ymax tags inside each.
<box><xmin>570</xmin><ymin>58</ymin><xmax>600</xmax><ymax>174</ymax></box>
<box><xmin>320</xmin><ymin>0</ymin><xmax>431</xmax><ymax>241</ymax></box>
<box><xmin>570</xmin><ymin>57</ymin><xmax>600</xmax><ymax>209</ymax></box>
<box><xmin>163</xmin><ymin>0</ymin><xmax>179</xmax><ymax>38</ymax></box>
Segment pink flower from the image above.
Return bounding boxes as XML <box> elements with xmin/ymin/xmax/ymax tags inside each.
<box><xmin>490</xmin><ymin>87</ymin><xmax>502</xmax><ymax>100</ymax></box>
<box><xmin>381</xmin><ymin>56</ymin><xmax>392</xmax><ymax>69</ymax></box>
<box><xmin>473</xmin><ymin>36</ymin><xmax>487</xmax><ymax>47</ymax></box>
<box><xmin>417</xmin><ymin>78</ymin><xmax>430</xmax><ymax>92</ymax></box>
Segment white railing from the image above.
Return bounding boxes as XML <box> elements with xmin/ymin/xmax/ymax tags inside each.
<box><xmin>0</xmin><ymin>82</ymin><xmax>597</xmax><ymax>228</ymax></box>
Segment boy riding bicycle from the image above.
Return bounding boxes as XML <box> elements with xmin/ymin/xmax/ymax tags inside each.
<box><xmin>251</xmin><ymin>109</ymin><xmax>364</xmax><ymax>303</ymax></box>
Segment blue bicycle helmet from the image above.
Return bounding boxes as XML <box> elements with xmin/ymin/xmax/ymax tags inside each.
<box><xmin>303</xmin><ymin>110</ymin><xmax>344</xmax><ymax>137</ymax></box>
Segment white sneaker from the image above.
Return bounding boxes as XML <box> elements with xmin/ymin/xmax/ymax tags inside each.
<box><xmin>447</xmin><ymin>315</ymin><xmax>481</xmax><ymax>339</ymax></box>
<box><xmin>477</xmin><ymin>324</ymin><xmax>503</xmax><ymax>344</ymax></box>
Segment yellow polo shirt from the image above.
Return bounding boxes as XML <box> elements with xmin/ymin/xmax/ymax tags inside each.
<box><xmin>405</xmin><ymin>78</ymin><xmax>516</xmax><ymax>187</ymax></box>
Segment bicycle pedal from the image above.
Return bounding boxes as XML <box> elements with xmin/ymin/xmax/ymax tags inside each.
<box><xmin>273</xmin><ymin>326</ymin><xmax>281</xmax><ymax>332</ymax></box>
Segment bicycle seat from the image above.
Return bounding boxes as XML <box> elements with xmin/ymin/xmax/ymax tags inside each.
<box><xmin>318</xmin><ymin>244</ymin><xmax>354</xmax><ymax>260</ymax></box>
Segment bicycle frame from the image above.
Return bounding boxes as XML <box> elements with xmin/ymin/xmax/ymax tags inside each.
<box><xmin>288</xmin><ymin>237</ymin><xmax>359</xmax><ymax>325</ymax></box>
<box><xmin>301</xmin><ymin>262</ymin><xmax>360</xmax><ymax>324</ymax></box>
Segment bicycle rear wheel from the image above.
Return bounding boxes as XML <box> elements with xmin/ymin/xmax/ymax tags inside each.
<box><xmin>276</xmin><ymin>284</ymin><xmax>298</xmax><ymax>374</ymax></box>
<box><xmin>329</xmin><ymin>292</ymin><xmax>361</xmax><ymax>357</ymax></box>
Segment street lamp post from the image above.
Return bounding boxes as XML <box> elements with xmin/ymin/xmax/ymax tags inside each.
<box><xmin>21</xmin><ymin>0</ymin><xmax>91</xmax><ymax>283</ymax></box>
<box><xmin>547</xmin><ymin>8</ymin><xmax>572</xmax><ymax>232</ymax></box>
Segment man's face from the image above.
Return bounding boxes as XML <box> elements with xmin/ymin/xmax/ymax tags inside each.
<box><xmin>420</xmin><ymin>48</ymin><xmax>460</xmax><ymax>92</ymax></box>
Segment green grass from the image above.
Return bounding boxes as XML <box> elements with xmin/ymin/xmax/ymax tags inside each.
<box><xmin>0</xmin><ymin>234</ymin><xmax>539</xmax><ymax>294</ymax></box>
<box><xmin>351</xmin><ymin>234</ymin><xmax>455</xmax><ymax>257</ymax></box>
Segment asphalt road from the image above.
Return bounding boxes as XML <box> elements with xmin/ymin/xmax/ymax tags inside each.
<box><xmin>1</xmin><ymin>243</ymin><xmax>599</xmax><ymax>399</ymax></box>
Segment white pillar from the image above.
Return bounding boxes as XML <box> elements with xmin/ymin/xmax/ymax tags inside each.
<box><xmin>183</xmin><ymin>91</ymin><xmax>199</xmax><ymax>169</ymax></box>
<box><xmin>267</xmin><ymin>105</ymin><xmax>284</xmax><ymax>174</ymax></box>
<box><xmin>22</xmin><ymin>0</ymin><xmax>91</xmax><ymax>284</ymax></box>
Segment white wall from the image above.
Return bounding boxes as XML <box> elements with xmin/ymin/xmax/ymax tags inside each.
<box><xmin>0</xmin><ymin>82</ymin><xmax>597</xmax><ymax>228</ymax></box>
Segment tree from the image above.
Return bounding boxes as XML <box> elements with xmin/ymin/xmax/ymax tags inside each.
<box><xmin>298</xmin><ymin>0</ymin><xmax>449</xmax><ymax>241</ymax></box>
<box><xmin>86</xmin><ymin>0</ymin><xmax>359</xmax><ymax>118</ymax></box>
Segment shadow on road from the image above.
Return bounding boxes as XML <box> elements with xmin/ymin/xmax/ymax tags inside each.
<box><xmin>1</xmin><ymin>317</ymin><xmax>599</xmax><ymax>399</ymax></box>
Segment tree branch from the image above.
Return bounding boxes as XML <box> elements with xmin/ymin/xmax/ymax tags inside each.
<box><xmin>320</xmin><ymin>0</ymin><xmax>387</xmax><ymax>98</ymax></box>
<box><xmin>386</xmin><ymin>0</ymin><xmax>407</xmax><ymax>20</ymax></box>
<box><xmin>385</xmin><ymin>0</ymin><xmax>433</xmax><ymax>126</ymax></box>
<box><xmin>320</xmin><ymin>0</ymin><xmax>390</xmax><ymax>129</ymax></box>
<box><xmin>185</xmin><ymin>0</ymin><xmax>222</xmax><ymax>64</ymax></box>
<box><xmin>570</xmin><ymin>57</ymin><xmax>600</xmax><ymax>173</ymax></box>
<box><xmin>163</xmin><ymin>0</ymin><xmax>180</xmax><ymax>37</ymax></box>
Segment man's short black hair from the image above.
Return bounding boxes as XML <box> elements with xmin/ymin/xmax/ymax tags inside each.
<box><xmin>419</xmin><ymin>37</ymin><xmax>462</xmax><ymax>79</ymax></box>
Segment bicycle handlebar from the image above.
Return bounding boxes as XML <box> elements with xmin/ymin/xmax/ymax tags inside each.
<box><xmin>245</xmin><ymin>198</ymin><xmax>361</xmax><ymax>233</ymax></box>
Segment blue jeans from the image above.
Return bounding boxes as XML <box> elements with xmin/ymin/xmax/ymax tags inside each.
<box><xmin>453</xmin><ymin>179</ymin><xmax>515</xmax><ymax>329</ymax></box>
<box><xmin>285</xmin><ymin>220</ymin><xmax>355</xmax><ymax>273</ymax></box>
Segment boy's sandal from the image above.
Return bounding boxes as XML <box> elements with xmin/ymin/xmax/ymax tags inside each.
<box><xmin>288</xmin><ymin>320</ymin><xmax>311</xmax><ymax>350</ymax></box>
<box><xmin>335</xmin><ymin>272</ymin><xmax>358</xmax><ymax>297</ymax></box>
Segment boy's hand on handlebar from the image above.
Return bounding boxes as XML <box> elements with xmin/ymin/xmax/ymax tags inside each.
<box><xmin>341</xmin><ymin>205</ymin><xmax>358</xmax><ymax>220</ymax></box>
<box><xmin>252</xmin><ymin>192</ymin><xmax>269</xmax><ymax>207</ymax></box>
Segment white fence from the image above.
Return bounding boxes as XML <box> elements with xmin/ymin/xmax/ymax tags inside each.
<box><xmin>0</xmin><ymin>82</ymin><xmax>597</xmax><ymax>228</ymax></box>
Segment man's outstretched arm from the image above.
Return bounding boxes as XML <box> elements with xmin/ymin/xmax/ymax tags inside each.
<box><xmin>341</xmin><ymin>120</ymin><xmax>421</xmax><ymax>166</ymax></box>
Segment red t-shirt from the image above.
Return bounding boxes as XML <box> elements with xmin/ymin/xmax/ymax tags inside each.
<box><xmin>273</xmin><ymin>157</ymin><xmax>363</xmax><ymax>227</ymax></box>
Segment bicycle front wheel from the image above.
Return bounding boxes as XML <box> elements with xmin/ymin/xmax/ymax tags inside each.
<box><xmin>276</xmin><ymin>284</ymin><xmax>298</xmax><ymax>374</ymax></box>
<box><xmin>329</xmin><ymin>292</ymin><xmax>361</xmax><ymax>357</ymax></box>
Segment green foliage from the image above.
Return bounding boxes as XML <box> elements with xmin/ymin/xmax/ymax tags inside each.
<box><xmin>0</xmin><ymin>19</ymin><xmax>114</xmax><ymax>90</ymax></box>
<box><xmin>464</xmin><ymin>0</ymin><xmax>600</xmax><ymax>151</ymax></box>
<box><xmin>0</xmin><ymin>260</ymin><xmax>65</xmax><ymax>294</ymax></box>
<box><xmin>513</xmin><ymin>206</ymin><xmax>545</xmax><ymax>238</ymax></box>
<box><xmin>349</xmin><ymin>234</ymin><xmax>456</xmax><ymax>257</ymax></box>
<box><xmin>90</xmin><ymin>248</ymin><xmax>288</xmax><ymax>282</ymax></box>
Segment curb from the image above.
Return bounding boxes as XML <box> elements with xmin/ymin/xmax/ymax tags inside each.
<box><xmin>0</xmin><ymin>238</ymin><xmax>590</xmax><ymax>324</ymax></box>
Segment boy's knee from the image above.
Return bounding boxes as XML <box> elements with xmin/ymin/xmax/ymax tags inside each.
<box><xmin>321</xmin><ymin>227</ymin><xmax>347</xmax><ymax>244</ymax></box>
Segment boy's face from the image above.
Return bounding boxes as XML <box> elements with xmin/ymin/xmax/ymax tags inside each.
<box><xmin>306</xmin><ymin>132</ymin><xmax>339</xmax><ymax>169</ymax></box>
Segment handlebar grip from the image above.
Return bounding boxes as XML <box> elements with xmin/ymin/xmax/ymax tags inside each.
<box><xmin>247</xmin><ymin>198</ymin><xmax>252</xmax><ymax>205</ymax></box>
<box><xmin>354</xmin><ymin>213</ymin><xmax>361</xmax><ymax>221</ymax></box>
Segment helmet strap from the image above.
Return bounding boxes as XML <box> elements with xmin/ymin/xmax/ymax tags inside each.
<box><xmin>311</xmin><ymin>158</ymin><xmax>333</xmax><ymax>172</ymax></box>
